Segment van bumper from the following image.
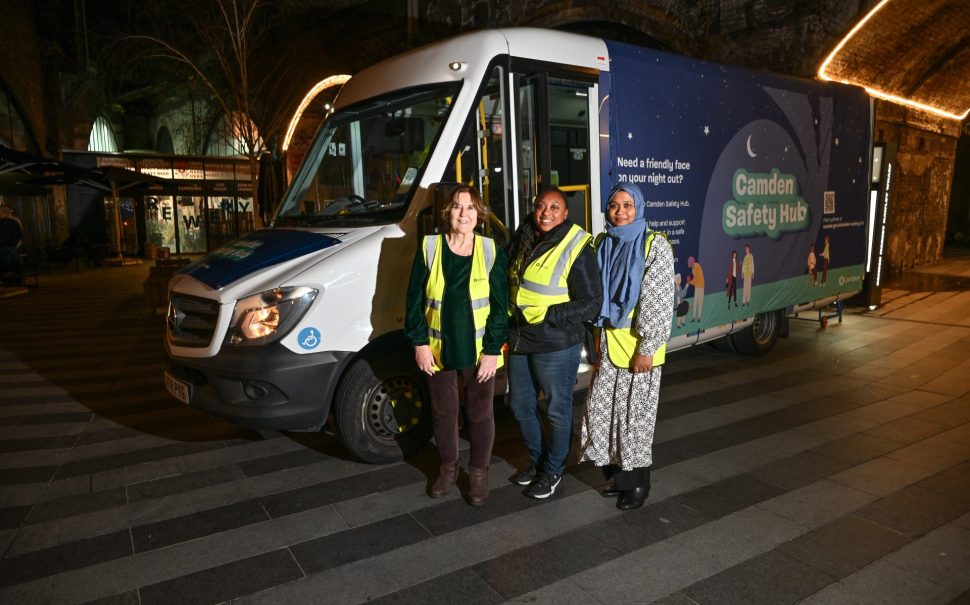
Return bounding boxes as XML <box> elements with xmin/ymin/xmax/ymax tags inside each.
<box><xmin>165</xmin><ymin>343</ymin><xmax>353</xmax><ymax>430</ymax></box>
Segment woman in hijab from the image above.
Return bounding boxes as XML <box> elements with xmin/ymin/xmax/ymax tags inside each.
<box><xmin>580</xmin><ymin>182</ymin><xmax>675</xmax><ymax>510</ymax></box>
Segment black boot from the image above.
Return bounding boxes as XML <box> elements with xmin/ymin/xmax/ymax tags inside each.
<box><xmin>618</xmin><ymin>486</ymin><xmax>649</xmax><ymax>510</ymax></box>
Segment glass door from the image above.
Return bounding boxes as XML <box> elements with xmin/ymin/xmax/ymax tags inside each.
<box><xmin>511</xmin><ymin>67</ymin><xmax>595</xmax><ymax>231</ymax></box>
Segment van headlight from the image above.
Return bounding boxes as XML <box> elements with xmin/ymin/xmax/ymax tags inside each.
<box><xmin>224</xmin><ymin>287</ymin><xmax>318</xmax><ymax>347</ymax></box>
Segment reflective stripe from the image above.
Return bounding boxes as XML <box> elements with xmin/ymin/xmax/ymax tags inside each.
<box><xmin>482</xmin><ymin>238</ymin><xmax>495</xmax><ymax>272</ymax></box>
<box><xmin>426</xmin><ymin>299</ymin><xmax>442</xmax><ymax>310</ymax></box>
<box><xmin>423</xmin><ymin>236</ymin><xmax>439</xmax><ymax>268</ymax></box>
<box><xmin>428</xmin><ymin>326</ymin><xmax>443</xmax><ymax>340</ymax></box>
<box><xmin>470</xmin><ymin>297</ymin><xmax>489</xmax><ymax>310</ymax></box>
<box><xmin>520</xmin><ymin>279</ymin><xmax>568</xmax><ymax>296</ymax></box>
<box><xmin>474</xmin><ymin>326</ymin><xmax>486</xmax><ymax>339</ymax></box>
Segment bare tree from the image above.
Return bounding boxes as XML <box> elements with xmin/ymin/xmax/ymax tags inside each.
<box><xmin>128</xmin><ymin>0</ymin><xmax>302</xmax><ymax>226</ymax></box>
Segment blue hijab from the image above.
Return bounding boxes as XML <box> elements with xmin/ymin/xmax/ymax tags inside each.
<box><xmin>597</xmin><ymin>183</ymin><xmax>648</xmax><ymax>328</ymax></box>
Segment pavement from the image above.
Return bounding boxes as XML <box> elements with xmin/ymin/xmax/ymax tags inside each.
<box><xmin>1</xmin><ymin>254</ymin><xmax>969</xmax><ymax>605</ymax></box>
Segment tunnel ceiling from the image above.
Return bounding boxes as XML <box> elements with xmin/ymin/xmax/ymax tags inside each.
<box><xmin>821</xmin><ymin>0</ymin><xmax>970</xmax><ymax>120</ymax></box>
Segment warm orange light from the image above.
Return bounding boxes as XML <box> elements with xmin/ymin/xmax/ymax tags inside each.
<box><xmin>282</xmin><ymin>75</ymin><xmax>352</xmax><ymax>151</ymax></box>
<box><xmin>818</xmin><ymin>0</ymin><xmax>967</xmax><ymax>122</ymax></box>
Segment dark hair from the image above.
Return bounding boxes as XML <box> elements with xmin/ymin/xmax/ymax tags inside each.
<box><xmin>534</xmin><ymin>186</ymin><xmax>567</xmax><ymax>208</ymax></box>
<box><xmin>440</xmin><ymin>184</ymin><xmax>488</xmax><ymax>229</ymax></box>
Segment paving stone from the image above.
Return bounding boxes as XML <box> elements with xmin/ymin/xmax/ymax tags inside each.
<box><xmin>810</xmin><ymin>432</ymin><xmax>902</xmax><ymax>465</ymax></box>
<box><xmin>681</xmin><ymin>550</ymin><xmax>834</xmax><ymax>605</ymax></box>
<box><xmin>864</xmin><ymin>416</ymin><xmax>949</xmax><ymax>443</ymax></box>
<box><xmin>505</xmin><ymin>578</ymin><xmax>601</xmax><ymax>605</ymax></box>
<box><xmin>290</xmin><ymin>514</ymin><xmax>431</xmax><ymax>574</ymax></box>
<box><xmin>883</xmin><ymin>523</ymin><xmax>970</xmax><ymax>592</ymax></box>
<box><xmin>78</xmin><ymin>590</ymin><xmax>140</xmax><ymax>605</ymax></box>
<box><xmin>885</xmin><ymin>435</ymin><xmax>970</xmax><ymax>470</ymax></box>
<box><xmin>238</xmin><ymin>448</ymin><xmax>330</xmax><ymax>477</ymax></box>
<box><xmin>854</xmin><ymin>484</ymin><xmax>970</xmax><ymax>538</ymax></box>
<box><xmin>470</xmin><ymin>529</ymin><xmax>619</xmax><ymax>599</ymax></box>
<box><xmin>670</xmin><ymin>506</ymin><xmax>804</xmax><ymax>569</ymax></box>
<box><xmin>131</xmin><ymin>499</ymin><xmax>269</xmax><ymax>553</ymax></box>
<box><xmin>137</xmin><ymin>549</ymin><xmax>304</xmax><ymax>605</ymax></box>
<box><xmin>672</xmin><ymin>474</ymin><xmax>783</xmax><ymax>520</ymax></box>
<box><xmin>778</xmin><ymin>515</ymin><xmax>911</xmax><ymax>578</ymax></box>
<box><xmin>410</xmin><ymin>476</ymin><xmax>587</xmax><ymax>537</ymax></box>
<box><xmin>126</xmin><ymin>464</ymin><xmax>245</xmax><ymax>503</ymax></box>
<box><xmin>5</xmin><ymin>520</ymin><xmax>58</xmax><ymax>556</ymax></box>
<box><xmin>0</xmin><ymin>530</ymin><xmax>132</xmax><ymax>588</ymax></box>
<box><xmin>747</xmin><ymin>450</ymin><xmax>852</xmax><ymax>490</ymax></box>
<box><xmin>366</xmin><ymin>568</ymin><xmax>504</xmax><ymax>605</ymax></box>
<box><xmin>582</xmin><ymin>498</ymin><xmax>710</xmax><ymax>555</ymax></box>
<box><xmin>828</xmin><ymin>455</ymin><xmax>930</xmax><ymax>497</ymax></box>
<box><xmin>0</xmin><ymin>504</ymin><xmax>31</xmax><ymax>529</ymax></box>
<box><xmin>757</xmin><ymin>479</ymin><xmax>875</xmax><ymax>529</ymax></box>
<box><xmin>26</xmin><ymin>487</ymin><xmax>126</xmax><ymax>525</ymax></box>
<box><xmin>799</xmin><ymin>560</ymin><xmax>953</xmax><ymax>605</ymax></box>
<box><xmin>913</xmin><ymin>400</ymin><xmax>970</xmax><ymax>427</ymax></box>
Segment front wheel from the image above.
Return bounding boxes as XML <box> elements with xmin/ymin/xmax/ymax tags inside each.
<box><xmin>333</xmin><ymin>348</ymin><xmax>432</xmax><ymax>463</ymax></box>
<box><xmin>729</xmin><ymin>310</ymin><xmax>783</xmax><ymax>355</ymax></box>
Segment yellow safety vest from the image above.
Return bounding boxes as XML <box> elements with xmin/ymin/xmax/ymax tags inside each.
<box><xmin>423</xmin><ymin>234</ymin><xmax>503</xmax><ymax>371</ymax></box>
<box><xmin>600</xmin><ymin>231</ymin><xmax>667</xmax><ymax>369</ymax></box>
<box><xmin>512</xmin><ymin>223</ymin><xmax>593</xmax><ymax>325</ymax></box>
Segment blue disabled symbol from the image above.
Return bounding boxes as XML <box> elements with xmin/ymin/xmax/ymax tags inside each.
<box><xmin>298</xmin><ymin>327</ymin><xmax>321</xmax><ymax>350</ymax></box>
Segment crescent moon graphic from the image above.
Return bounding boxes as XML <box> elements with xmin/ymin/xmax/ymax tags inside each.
<box><xmin>746</xmin><ymin>135</ymin><xmax>757</xmax><ymax>158</ymax></box>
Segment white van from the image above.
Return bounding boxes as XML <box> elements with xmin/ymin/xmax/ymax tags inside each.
<box><xmin>165</xmin><ymin>28</ymin><xmax>872</xmax><ymax>463</ymax></box>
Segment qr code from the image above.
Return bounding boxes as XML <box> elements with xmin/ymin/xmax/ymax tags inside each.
<box><xmin>823</xmin><ymin>191</ymin><xmax>835</xmax><ymax>214</ymax></box>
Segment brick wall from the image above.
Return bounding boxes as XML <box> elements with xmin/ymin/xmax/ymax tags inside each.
<box><xmin>876</xmin><ymin>102</ymin><xmax>960</xmax><ymax>273</ymax></box>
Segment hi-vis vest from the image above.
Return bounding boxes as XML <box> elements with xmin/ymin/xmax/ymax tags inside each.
<box><xmin>600</xmin><ymin>231</ymin><xmax>667</xmax><ymax>369</ymax></box>
<box><xmin>512</xmin><ymin>223</ymin><xmax>593</xmax><ymax>325</ymax></box>
<box><xmin>423</xmin><ymin>234</ymin><xmax>503</xmax><ymax>371</ymax></box>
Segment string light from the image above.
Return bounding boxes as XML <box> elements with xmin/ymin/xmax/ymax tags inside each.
<box><xmin>282</xmin><ymin>75</ymin><xmax>352</xmax><ymax>151</ymax></box>
<box><xmin>818</xmin><ymin>0</ymin><xmax>967</xmax><ymax>121</ymax></box>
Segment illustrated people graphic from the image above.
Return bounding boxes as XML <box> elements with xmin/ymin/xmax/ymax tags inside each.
<box><xmin>674</xmin><ymin>273</ymin><xmax>689</xmax><ymax>327</ymax></box>
<box><xmin>820</xmin><ymin>235</ymin><xmax>830</xmax><ymax>286</ymax></box>
<box><xmin>686</xmin><ymin>256</ymin><xmax>704</xmax><ymax>322</ymax></box>
<box><xmin>741</xmin><ymin>243</ymin><xmax>754</xmax><ymax>306</ymax></box>
<box><xmin>725</xmin><ymin>250</ymin><xmax>738</xmax><ymax>308</ymax></box>
<box><xmin>807</xmin><ymin>245</ymin><xmax>817</xmax><ymax>287</ymax></box>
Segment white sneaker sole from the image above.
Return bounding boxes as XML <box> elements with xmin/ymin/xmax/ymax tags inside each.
<box><xmin>527</xmin><ymin>477</ymin><xmax>562</xmax><ymax>499</ymax></box>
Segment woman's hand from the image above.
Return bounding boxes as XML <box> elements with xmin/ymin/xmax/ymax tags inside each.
<box><xmin>415</xmin><ymin>345</ymin><xmax>436</xmax><ymax>376</ymax></box>
<box><xmin>631</xmin><ymin>353</ymin><xmax>653</xmax><ymax>374</ymax></box>
<box><xmin>476</xmin><ymin>354</ymin><xmax>498</xmax><ymax>383</ymax></box>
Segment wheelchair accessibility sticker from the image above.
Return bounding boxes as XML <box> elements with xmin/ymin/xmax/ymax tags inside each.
<box><xmin>298</xmin><ymin>327</ymin><xmax>321</xmax><ymax>350</ymax></box>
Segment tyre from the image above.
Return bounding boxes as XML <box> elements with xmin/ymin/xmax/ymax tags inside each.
<box><xmin>334</xmin><ymin>348</ymin><xmax>432</xmax><ymax>463</ymax></box>
<box><xmin>729</xmin><ymin>310</ymin><xmax>783</xmax><ymax>355</ymax></box>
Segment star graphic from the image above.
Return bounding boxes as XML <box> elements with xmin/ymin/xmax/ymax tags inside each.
<box><xmin>627</xmin><ymin>132</ymin><xmax>633</xmax><ymax>140</ymax></box>
<box><xmin>703</xmin><ymin>125</ymin><xmax>710</xmax><ymax>135</ymax></box>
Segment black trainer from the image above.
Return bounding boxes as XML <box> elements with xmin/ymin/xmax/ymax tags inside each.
<box><xmin>510</xmin><ymin>465</ymin><xmax>537</xmax><ymax>485</ymax></box>
<box><xmin>524</xmin><ymin>473</ymin><xmax>562</xmax><ymax>499</ymax></box>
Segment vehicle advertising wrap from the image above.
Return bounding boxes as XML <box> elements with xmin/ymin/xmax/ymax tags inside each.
<box><xmin>599</xmin><ymin>40</ymin><xmax>872</xmax><ymax>337</ymax></box>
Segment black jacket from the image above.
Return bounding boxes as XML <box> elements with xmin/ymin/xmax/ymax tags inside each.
<box><xmin>507</xmin><ymin>218</ymin><xmax>602</xmax><ymax>354</ymax></box>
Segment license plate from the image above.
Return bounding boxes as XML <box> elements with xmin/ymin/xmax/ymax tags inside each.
<box><xmin>164</xmin><ymin>371</ymin><xmax>192</xmax><ymax>404</ymax></box>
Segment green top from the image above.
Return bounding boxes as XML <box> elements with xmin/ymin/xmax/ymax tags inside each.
<box><xmin>405</xmin><ymin>237</ymin><xmax>508</xmax><ymax>370</ymax></box>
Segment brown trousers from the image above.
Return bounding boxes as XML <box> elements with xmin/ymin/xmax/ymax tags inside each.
<box><xmin>427</xmin><ymin>367</ymin><xmax>495</xmax><ymax>469</ymax></box>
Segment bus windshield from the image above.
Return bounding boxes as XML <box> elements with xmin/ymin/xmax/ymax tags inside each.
<box><xmin>274</xmin><ymin>82</ymin><xmax>461</xmax><ymax>226</ymax></box>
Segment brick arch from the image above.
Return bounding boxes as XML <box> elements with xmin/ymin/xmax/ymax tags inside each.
<box><xmin>511</xmin><ymin>3</ymin><xmax>690</xmax><ymax>53</ymax></box>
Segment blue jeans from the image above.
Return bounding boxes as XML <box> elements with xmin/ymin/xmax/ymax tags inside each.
<box><xmin>508</xmin><ymin>343</ymin><xmax>582</xmax><ymax>476</ymax></box>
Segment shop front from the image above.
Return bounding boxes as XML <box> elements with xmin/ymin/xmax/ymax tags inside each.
<box><xmin>65</xmin><ymin>152</ymin><xmax>255</xmax><ymax>257</ymax></box>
